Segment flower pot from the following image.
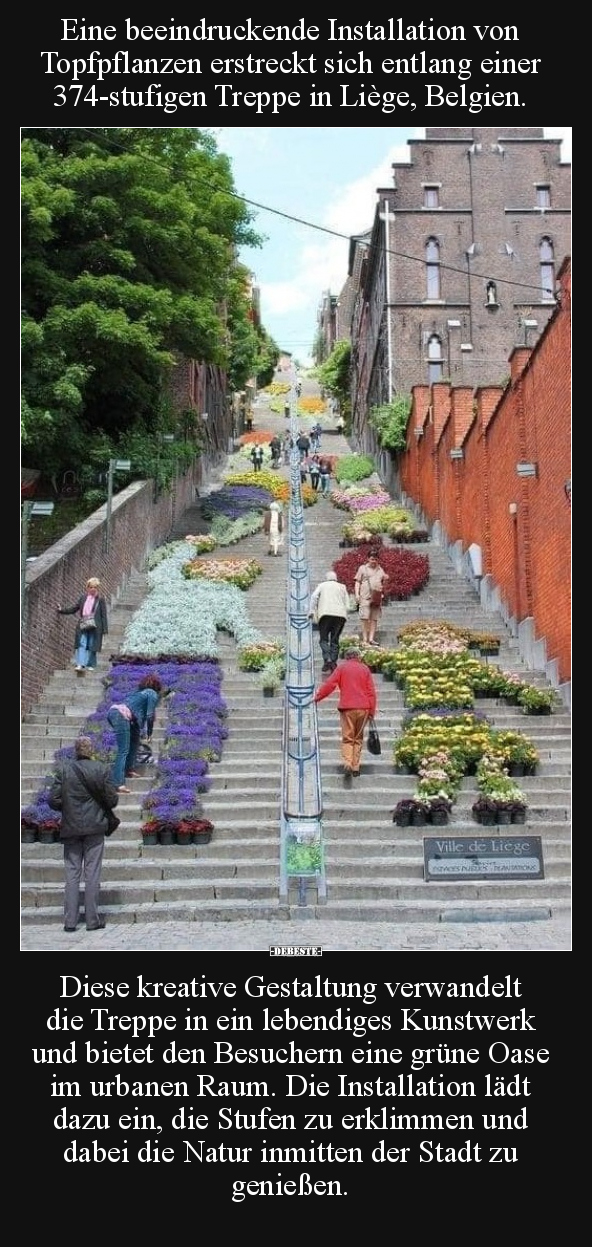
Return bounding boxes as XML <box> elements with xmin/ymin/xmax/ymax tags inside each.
<box><xmin>524</xmin><ymin>705</ymin><xmax>551</xmax><ymax>715</ymax></box>
<box><xmin>383</xmin><ymin>671</ymin><xmax>395</xmax><ymax>682</ymax></box>
<box><xmin>394</xmin><ymin>812</ymin><xmax>411</xmax><ymax>827</ymax></box>
<box><xmin>430</xmin><ymin>811</ymin><xmax>449</xmax><ymax>826</ymax></box>
<box><xmin>21</xmin><ymin>827</ymin><xmax>38</xmax><ymax>844</ymax></box>
<box><xmin>395</xmin><ymin>764</ymin><xmax>410</xmax><ymax>775</ymax></box>
<box><xmin>175</xmin><ymin>832</ymin><xmax>192</xmax><ymax>846</ymax></box>
<box><xmin>508</xmin><ymin>762</ymin><xmax>525</xmax><ymax>777</ymax></box>
<box><xmin>411</xmin><ymin>810</ymin><xmax>427</xmax><ymax>827</ymax></box>
<box><xmin>158</xmin><ymin>829</ymin><xmax>175</xmax><ymax>845</ymax></box>
<box><xmin>38</xmin><ymin>829</ymin><xmax>58</xmax><ymax>844</ymax></box>
<box><xmin>511</xmin><ymin>810</ymin><xmax>527</xmax><ymax>825</ymax></box>
<box><xmin>496</xmin><ymin>810</ymin><xmax>512</xmax><ymax>825</ymax></box>
<box><xmin>191</xmin><ymin>830</ymin><xmax>213</xmax><ymax>845</ymax></box>
<box><xmin>262</xmin><ymin>687</ymin><xmax>275</xmax><ymax>698</ymax></box>
<box><xmin>142</xmin><ymin>832</ymin><xmax>159</xmax><ymax>846</ymax></box>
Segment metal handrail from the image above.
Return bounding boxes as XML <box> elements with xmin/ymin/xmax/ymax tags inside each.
<box><xmin>279</xmin><ymin>412</ymin><xmax>326</xmax><ymax>903</ymax></box>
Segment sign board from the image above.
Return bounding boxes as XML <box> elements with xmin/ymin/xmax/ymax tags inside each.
<box><xmin>114</xmin><ymin>459</ymin><xmax>131</xmax><ymax>472</ymax></box>
<box><xmin>423</xmin><ymin>835</ymin><xmax>544</xmax><ymax>882</ymax></box>
<box><xmin>29</xmin><ymin>502</ymin><xmax>55</xmax><ymax>517</ymax></box>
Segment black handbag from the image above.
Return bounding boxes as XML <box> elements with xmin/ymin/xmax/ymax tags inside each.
<box><xmin>367</xmin><ymin>717</ymin><xmax>381</xmax><ymax>755</ymax></box>
<box><xmin>105</xmin><ymin>810</ymin><xmax>121</xmax><ymax>836</ymax></box>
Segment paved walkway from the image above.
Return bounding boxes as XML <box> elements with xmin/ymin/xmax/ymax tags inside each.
<box><xmin>21</xmin><ymin>916</ymin><xmax>571</xmax><ymax>952</ymax></box>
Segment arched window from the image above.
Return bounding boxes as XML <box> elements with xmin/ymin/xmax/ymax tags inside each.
<box><xmin>540</xmin><ymin>237</ymin><xmax>555</xmax><ymax>301</ymax></box>
<box><xmin>427</xmin><ymin>334</ymin><xmax>443</xmax><ymax>384</ymax></box>
<box><xmin>426</xmin><ymin>238</ymin><xmax>441</xmax><ymax>300</ymax></box>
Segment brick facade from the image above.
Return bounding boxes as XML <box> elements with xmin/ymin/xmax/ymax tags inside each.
<box><xmin>400</xmin><ymin>260</ymin><xmax>571</xmax><ymax>686</ymax></box>
<box><xmin>350</xmin><ymin>126</ymin><xmax>570</xmax><ymax>440</ymax></box>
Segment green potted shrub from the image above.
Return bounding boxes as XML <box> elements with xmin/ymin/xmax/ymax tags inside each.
<box><xmin>258</xmin><ymin>659</ymin><xmax>284</xmax><ymax>698</ymax></box>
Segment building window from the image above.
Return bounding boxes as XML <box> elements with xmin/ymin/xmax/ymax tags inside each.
<box><xmin>424</xmin><ymin>186</ymin><xmax>439</xmax><ymax>209</ymax></box>
<box><xmin>540</xmin><ymin>237</ymin><xmax>555</xmax><ymax>301</ymax></box>
<box><xmin>427</xmin><ymin>334</ymin><xmax>443</xmax><ymax>384</ymax></box>
<box><xmin>426</xmin><ymin>238</ymin><xmax>441</xmax><ymax>300</ymax></box>
<box><xmin>536</xmin><ymin>185</ymin><xmax>551</xmax><ymax>209</ymax></box>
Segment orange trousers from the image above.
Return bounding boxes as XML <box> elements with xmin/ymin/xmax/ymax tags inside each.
<box><xmin>338</xmin><ymin>708</ymin><xmax>370</xmax><ymax>770</ymax></box>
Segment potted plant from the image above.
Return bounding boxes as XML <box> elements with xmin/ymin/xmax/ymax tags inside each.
<box><xmin>508</xmin><ymin>799</ymin><xmax>528</xmax><ymax>825</ymax></box>
<box><xmin>517</xmin><ymin>686</ymin><xmax>558</xmax><ymax>715</ymax></box>
<box><xmin>392</xmin><ymin>798</ymin><xmax>417</xmax><ymax>827</ymax></box>
<box><xmin>258</xmin><ymin>659</ymin><xmax>284</xmax><ymax>698</ymax></box>
<box><xmin>472</xmin><ymin>795</ymin><xmax>499</xmax><ymax>826</ymax></box>
<box><xmin>426</xmin><ymin>795</ymin><xmax>453</xmax><ymax>826</ymax></box>
<box><xmin>410</xmin><ymin>798</ymin><xmax>430</xmax><ymax>827</ymax></box>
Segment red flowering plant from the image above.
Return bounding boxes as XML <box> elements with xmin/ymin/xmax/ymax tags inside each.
<box><xmin>332</xmin><ymin>544</ymin><xmax>429</xmax><ymax>600</ymax></box>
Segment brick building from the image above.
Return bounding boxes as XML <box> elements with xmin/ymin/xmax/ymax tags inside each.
<box><xmin>348</xmin><ymin>127</ymin><xmax>570</xmax><ymax>448</ymax></box>
<box><xmin>400</xmin><ymin>258</ymin><xmax>571</xmax><ymax>692</ymax></box>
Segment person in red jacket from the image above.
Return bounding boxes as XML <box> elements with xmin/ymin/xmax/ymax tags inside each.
<box><xmin>313</xmin><ymin>647</ymin><xmax>377</xmax><ymax>779</ymax></box>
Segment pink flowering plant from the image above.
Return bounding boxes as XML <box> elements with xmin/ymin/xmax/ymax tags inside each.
<box><xmin>183</xmin><ymin>556</ymin><xmax>262</xmax><ymax>590</ymax></box>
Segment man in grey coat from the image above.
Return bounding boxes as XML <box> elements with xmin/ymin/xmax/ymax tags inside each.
<box><xmin>48</xmin><ymin>736</ymin><xmax>119</xmax><ymax>932</ymax></box>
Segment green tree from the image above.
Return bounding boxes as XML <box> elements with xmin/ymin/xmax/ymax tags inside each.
<box><xmin>367</xmin><ymin>396</ymin><xmax>412</xmax><ymax>452</ymax></box>
<box><xmin>21</xmin><ymin>127</ymin><xmax>261</xmax><ymax>481</ymax></box>
<box><xmin>315</xmin><ymin>340</ymin><xmax>351</xmax><ymax>421</ymax></box>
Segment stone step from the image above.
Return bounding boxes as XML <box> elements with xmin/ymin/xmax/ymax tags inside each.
<box><xmin>22</xmin><ymin>834</ymin><xmax>280</xmax><ymax>860</ymax></box>
<box><xmin>21</xmin><ymin>416</ymin><xmax>571</xmax><ymax>932</ymax></box>
<box><xmin>22</xmin><ymin>856</ymin><xmax>281</xmax><ymax>883</ymax></box>
<box><xmin>21</xmin><ymin>900</ymin><xmax>291</xmax><ymax>926</ymax></box>
<box><xmin>23</xmin><ymin>879</ymin><xmax>281</xmax><ymax>908</ymax></box>
<box><xmin>23</xmin><ymin>871</ymin><xmax>571</xmax><ymax>912</ymax></box>
<box><xmin>20</xmin><ymin>895</ymin><xmax>569</xmax><ymax>926</ymax></box>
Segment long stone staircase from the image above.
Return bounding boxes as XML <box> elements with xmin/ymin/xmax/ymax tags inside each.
<box><xmin>21</xmin><ymin>403</ymin><xmax>571</xmax><ymax>928</ymax></box>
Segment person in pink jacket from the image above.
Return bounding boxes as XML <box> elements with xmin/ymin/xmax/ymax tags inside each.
<box><xmin>313</xmin><ymin>647</ymin><xmax>377</xmax><ymax>779</ymax></box>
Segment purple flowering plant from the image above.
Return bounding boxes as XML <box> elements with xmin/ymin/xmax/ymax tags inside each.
<box><xmin>201</xmin><ymin>485</ymin><xmax>272</xmax><ymax>520</ymax></box>
<box><xmin>21</xmin><ymin>658</ymin><xmax>228</xmax><ymax>836</ymax></box>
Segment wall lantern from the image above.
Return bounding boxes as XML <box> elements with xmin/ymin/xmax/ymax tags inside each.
<box><xmin>449</xmin><ymin>448</ymin><xmax>464</xmax><ymax>460</ymax></box>
<box><xmin>564</xmin><ymin>478</ymin><xmax>571</xmax><ymax>503</ymax></box>
<box><xmin>516</xmin><ymin>462</ymin><xmax>538</xmax><ymax>478</ymax></box>
<box><xmin>413</xmin><ymin>427</ymin><xmax>424</xmax><ymax>438</ymax></box>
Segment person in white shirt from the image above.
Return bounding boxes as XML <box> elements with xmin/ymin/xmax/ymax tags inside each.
<box><xmin>264</xmin><ymin>501</ymin><xmax>284</xmax><ymax>555</ymax></box>
<box><xmin>308</xmin><ymin>571</ymin><xmax>350</xmax><ymax>673</ymax></box>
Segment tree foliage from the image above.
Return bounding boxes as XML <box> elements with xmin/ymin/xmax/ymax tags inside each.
<box><xmin>315</xmin><ymin>340</ymin><xmax>351</xmax><ymax>419</ymax></box>
<box><xmin>21</xmin><ymin>127</ymin><xmax>262</xmax><ymax>484</ymax></box>
<box><xmin>367</xmin><ymin>396</ymin><xmax>412</xmax><ymax>452</ymax></box>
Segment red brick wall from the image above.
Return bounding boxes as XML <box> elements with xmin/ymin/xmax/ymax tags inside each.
<box><xmin>400</xmin><ymin>261</ymin><xmax>571</xmax><ymax>683</ymax></box>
